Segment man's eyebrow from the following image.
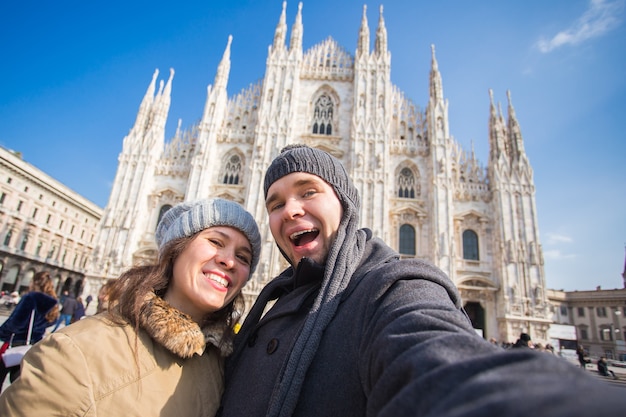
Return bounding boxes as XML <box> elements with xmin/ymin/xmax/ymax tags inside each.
<box><xmin>293</xmin><ymin>178</ymin><xmax>321</xmax><ymax>187</ymax></box>
<box><xmin>265</xmin><ymin>177</ymin><xmax>324</xmax><ymax>207</ymax></box>
<box><xmin>265</xmin><ymin>192</ymin><xmax>279</xmax><ymax>208</ymax></box>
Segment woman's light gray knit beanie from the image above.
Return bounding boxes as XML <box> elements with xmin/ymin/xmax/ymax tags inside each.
<box><xmin>155</xmin><ymin>198</ymin><xmax>261</xmax><ymax>276</ymax></box>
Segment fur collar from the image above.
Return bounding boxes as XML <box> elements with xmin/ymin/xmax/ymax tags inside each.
<box><xmin>138</xmin><ymin>292</ymin><xmax>233</xmax><ymax>359</ymax></box>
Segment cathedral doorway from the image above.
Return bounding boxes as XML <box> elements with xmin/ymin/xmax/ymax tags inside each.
<box><xmin>464</xmin><ymin>301</ymin><xmax>486</xmax><ymax>338</ymax></box>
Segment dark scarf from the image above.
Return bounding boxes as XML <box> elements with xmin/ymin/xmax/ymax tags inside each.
<box><xmin>265</xmin><ymin>205</ymin><xmax>366</xmax><ymax>416</ymax></box>
<box><xmin>253</xmin><ymin>144</ymin><xmax>367</xmax><ymax>416</ymax></box>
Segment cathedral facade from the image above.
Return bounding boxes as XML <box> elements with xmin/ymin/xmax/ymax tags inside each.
<box><xmin>86</xmin><ymin>3</ymin><xmax>550</xmax><ymax>344</ymax></box>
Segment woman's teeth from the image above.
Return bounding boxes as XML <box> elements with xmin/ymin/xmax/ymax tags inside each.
<box><xmin>208</xmin><ymin>274</ymin><xmax>228</xmax><ymax>288</ymax></box>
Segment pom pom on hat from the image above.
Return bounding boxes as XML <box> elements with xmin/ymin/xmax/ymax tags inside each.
<box><xmin>155</xmin><ymin>198</ymin><xmax>261</xmax><ymax>275</ymax></box>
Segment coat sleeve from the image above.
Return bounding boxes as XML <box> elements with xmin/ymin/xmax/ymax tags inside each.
<box><xmin>359</xmin><ymin>260</ymin><xmax>625</xmax><ymax>417</ymax></box>
<box><xmin>0</xmin><ymin>296</ymin><xmax>35</xmax><ymax>342</ymax></box>
<box><xmin>0</xmin><ymin>331</ymin><xmax>96</xmax><ymax>416</ymax></box>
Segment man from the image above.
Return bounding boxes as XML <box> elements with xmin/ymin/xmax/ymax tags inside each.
<box><xmin>512</xmin><ymin>332</ymin><xmax>532</xmax><ymax>348</ymax></box>
<box><xmin>219</xmin><ymin>145</ymin><xmax>624</xmax><ymax>416</ymax></box>
<box><xmin>51</xmin><ymin>290</ymin><xmax>77</xmax><ymax>332</ymax></box>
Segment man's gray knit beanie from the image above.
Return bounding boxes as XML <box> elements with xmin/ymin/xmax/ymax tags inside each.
<box><xmin>263</xmin><ymin>144</ymin><xmax>360</xmax><ymax>212</ymax></box>
<box><xmin>155</xmin><ymin>198</ymin><xmax>261</xmax><ymax>276</ymax></box>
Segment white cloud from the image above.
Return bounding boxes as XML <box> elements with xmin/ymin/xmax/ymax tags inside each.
<box><xmin>543</xmin><ymin>249</ymin><xmax>577</xmax><ymax>260</ymax></box>
<box><xmin>536</xmin><ymin>0</ymin><xmax>625</xmax><ymax>53</ymax></box>
<box><xmin>543</xmin><ymin>233</ymin><xmax>576</xmax><ymax>260</ymax></box>
<box><xmin>545</xmin><ymin>233</ymin><xmax>573</xmax><ymax>245</ymax></box>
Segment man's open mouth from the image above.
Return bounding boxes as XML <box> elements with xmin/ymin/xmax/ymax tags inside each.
<box><xmin>290</xmin><ymin>229</ymin><xmax>319</xmax><ymax>246</ymax></box>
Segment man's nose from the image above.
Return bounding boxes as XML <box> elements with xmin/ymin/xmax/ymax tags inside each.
<box><xmin>283</xmin><ymin>198</ymin><xmax>304</xmax><ymax>219</ymax></box>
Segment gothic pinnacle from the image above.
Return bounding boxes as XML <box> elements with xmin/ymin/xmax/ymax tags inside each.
<box><xmin>375</xmin><ymin>4</ymin><xmax>387</xmax><ymax>56</ymax></box>
<box><xmin>357</xmin><ymin>4</ymin><xmax>370</xmax><ymax>57</ymax></box>
<box><xmin>273</xmin><ymin>1</ymin><xmax>288</xmax><ymax>50</ymax></box>
<box><xmin>289</xmin><ymin>2</ymin><xmax>303</xmax><ymax>52</ymax></box>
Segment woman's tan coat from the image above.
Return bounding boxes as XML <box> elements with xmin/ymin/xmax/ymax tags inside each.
<box><xmin>0</xmin><ymin>294</ymin><xmax>228</xmax><ymax>416</ymax></box>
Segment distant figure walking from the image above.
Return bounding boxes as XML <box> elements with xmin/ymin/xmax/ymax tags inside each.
<box><xmin>51</xmin><ymin>292</ymin><xmax>78</xmax><ymax>332</ymax></box>
<box><xmin>73</xmin><ymin>297</ymin><xmax>86</xmax><ymax>322</ymax></box>
<box><xmin>576</xmin><ymin>344</ymin><xmax>589</xmax><ymax>370</ymax></box>
<box><xmin>84</xmin><ymin>294</ymin><xmax>93</xmax><ymax>310</ymax></box>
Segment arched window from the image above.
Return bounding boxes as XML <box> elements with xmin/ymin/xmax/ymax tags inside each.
<box><xmin>397</xmin><ymin>168</ymin><xmax>416</xmax><ymax>198</ymax></box>
<box><xmin>399</xmin><ymin>224</ymin><xmax>416</xmax><ymax>255</ymax></box>
<box><xmin>462</xmin><ymin>229</ymin><xmax>479</xmax><ymax>260</ymax></box>
<box><xmin>1</xmin><ymin>265</ymin><xmax>19</xmax><ymax>292</ymax></box>
<box><xmin>222</xmin><ymin>154</ymin><xmax>242</xmax><ymax>185</ymax></box>
<box><xmin>156</xmin><ymin>205</ymin><xmax>173</xmax><ymax>230</ymax></box>
<box><xmin>312</xmin><ymin>94</ymin><xmax>334</xmax><ymax>135</ymax></box>
<box><xmin>3</xmin><ymin>230</ymin><xmax>12</xmax><ymax>246</ymax></box>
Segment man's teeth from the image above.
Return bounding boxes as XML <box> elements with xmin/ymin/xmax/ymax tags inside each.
<box><xmin>290</xmin><ymin>229</ymin><xmax>316</xmax><ymax>241</ymax></box>
<box><xmin>208</xmin><ymin>274</ymin><xmax>228</xmax><ymax>287</ymax></box>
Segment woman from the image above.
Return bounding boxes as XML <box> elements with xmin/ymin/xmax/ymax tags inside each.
<box><xmin>72</xmin><ymin>296</ymin><xmax>86</xmax><ymax>322</ymax></box>
<box><xmin>0</xmin><ymin>271</ymin><xmax>59</xmax><ymax>389</ymax></box>
<box><xmin>0</xmin><ymin>198</ymin><xmax>261</xmax><ymax>416</ymax></box>
<box><xmin>95</xmin><ymin>279</ymin><xmax>116</xmax><ymax>314</ymax></box>
<box><xmin>576</xmin><ymin>344</ymin><xmax>589</xmax><ymax>369</ymax></box>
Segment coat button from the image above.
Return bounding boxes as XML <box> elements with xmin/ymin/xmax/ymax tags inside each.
<box><xmin>266</xmin><ymin>338</ymin><xmax>279</xmax><ymax>354</ymax></box>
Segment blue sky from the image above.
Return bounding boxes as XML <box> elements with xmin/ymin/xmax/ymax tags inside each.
<box><xmin>1</xmin><ymin>0</ymin><xmax>624</xmax><ymax>291</ymax></box>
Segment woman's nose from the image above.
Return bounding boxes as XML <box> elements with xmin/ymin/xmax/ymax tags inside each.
<box><xmin>216</xmin><ymin>250</ymin><xmax>235</xmax><ymax>269</ymax></box>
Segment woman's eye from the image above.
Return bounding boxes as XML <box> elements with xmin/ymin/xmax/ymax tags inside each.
<box><xmin>237</xmin><ymin>255</ymin><xmax>251</xmax><ymax>265</ymax></box>
<box><xmin>303</xmin><ymin>189</ymin><xmax>316</xmax><ymax>198</ymax></box>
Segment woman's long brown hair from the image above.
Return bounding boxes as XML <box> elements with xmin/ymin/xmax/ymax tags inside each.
<box><xmin>105</xmin><ymin>234</ymin><xmax>246</xmax><ymax>351</ymax></box>
<box><xmin>30</xmin><ymin>271</ymin><xmax>60</xmax><ymax>323</ymax></box>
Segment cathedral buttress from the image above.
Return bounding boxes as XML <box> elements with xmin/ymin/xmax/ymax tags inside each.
<box><xmin>351</xmin><ymin>4</ymin><xmax>391</xmax><ymax>241</ymax></box>
<box><xmin>426</xmin><ymin>45</ymin><xmax>454</xmax><ymax>277</ymax></box>
<box><xmin>488</xmin><ymin>89</ymin><xmax>509</xmax><ymax>173</ymax></box>
<box><xmin>273</xmin><ymin>1</ymin><xmax>288</xmax><ymax>53</ymax></box>
<box><xmin>247</xmin><ymin>1</ymin><xmax>304</xmax><ymax>283</ymax></box>
<box><xmin>374</xmin><ymin>5</ymin><xmax>387</xmax><ymax>57</ymax></box>
<box><xmin>92</xmin><ymin>69</ymin><xmax>172</xmax><ymax>279</ymax></box>
<box><xmin>186</xmin><ymin>36</ymin><xmax>232</xmax><ymax>198</ymax></box>
<box><xmin>289</xmin><ymin>2</ymin><xmax>303</xmax><ymax>54</ymax></box>
<box><xmin>357</xmin><ymin>5</ymin><xmax>369</xmax><ymax>58</ymax></box>
<box><xmin>488</xmin><ymin>90</ymin><xmax>547</xmax><ymax>341</ymax></box>
<box><xmin>506</xmin><ymin>90</ymin><xmax>531</xmax><ymax>175</ymax></box>
<box><xmin>129</xmin><ymin>69</ymin><xmax>158</xmax><ymax>138</ymax></box>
